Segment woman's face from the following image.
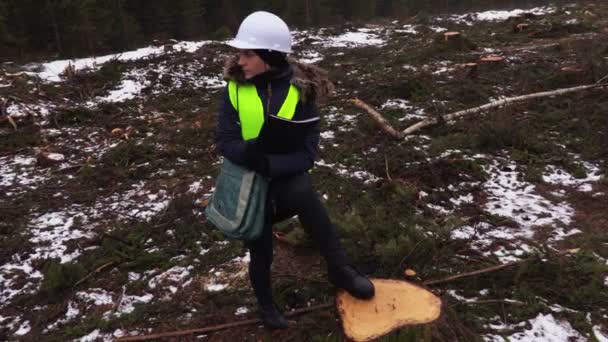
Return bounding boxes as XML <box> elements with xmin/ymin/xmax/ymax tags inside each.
<box><xmin>238</xmin><ymin>50</ymin><xmax>268</xmax><ymax>79</ymax></box>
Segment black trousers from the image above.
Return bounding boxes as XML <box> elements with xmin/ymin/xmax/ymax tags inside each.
<box><xmin>245</xmin><ymin>172</ymin><xmax>349</xmax><ymax>305</ymax></box>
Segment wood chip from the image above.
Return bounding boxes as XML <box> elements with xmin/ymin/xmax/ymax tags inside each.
<box><xmin>404</xmin><ymin>269</ymin><xmax>417</xmax><ymax>277</ymax></box>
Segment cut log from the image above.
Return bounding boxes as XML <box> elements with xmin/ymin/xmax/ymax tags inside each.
<box><xmin>443</xmin><ymin>31</ymin><xmax>461</xmax><ymax>41</ymax></box>
<box><xmin>479</xmin><ymin>55</ymin><xmax>505</xmax><ymax>63</ymax></box>
<box><xmin>561</xmin><ymin>65</ymin><xmax>584</xmax><ymax>73</ymax></box>
<box><xmin>336</xmin><ymin>279</ymin><xmax>441</xmax><ymax>342</ymax></box>
<box><xmin>455</xmin><ymin>62</ymin><xmax>478</xmax><ymax>68</ymax></box>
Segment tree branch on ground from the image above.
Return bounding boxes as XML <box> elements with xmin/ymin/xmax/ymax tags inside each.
<box><xmin>115</xmin><ymin>303</ymin><xmax>334</xmax><ymax>341</ymax></box>
<box><xmin>351</xmin><ymin>80</ymin><xmax>608</xmax><ymax>139</ymax></box>
<box><xmin>422</xmin><ymin>249</ymin><xmax>577</xmax><ymax>286</ymax></box>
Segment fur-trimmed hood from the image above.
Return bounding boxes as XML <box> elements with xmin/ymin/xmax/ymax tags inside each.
<box><xmin>223</xmin><ymin>55</ymin><xmax>334</xmax><ymax>103</ymax></box>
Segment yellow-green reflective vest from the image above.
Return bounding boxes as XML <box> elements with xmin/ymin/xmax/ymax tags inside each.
<box><xmin>228</xmin><ymin>80</ymin><xmax>300</xmax><ymax>140</ymax></box>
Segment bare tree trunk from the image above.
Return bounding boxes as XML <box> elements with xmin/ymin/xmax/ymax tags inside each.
<box><xmin>80</xmin><ymin>3</ymin><xmax>94</xmax><ymax>56</ymax></box>
<box><xmin>115</xmin><ymin>0</ymin><xmax>130</xmax><ymax>49</ymax></box>
<box><xmin>305</xmin><ymin>0</ymin><xmax>311</xmax><ymax>27</ymax></box>
<box><xmin>45</xmin><ymin>0</ymin><xmax>62</xmax><ymax>55</ymax></box>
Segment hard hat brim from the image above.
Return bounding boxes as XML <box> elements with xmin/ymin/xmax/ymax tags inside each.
<box><xmin>226</xmin><ymin>39</ymin><xmax>292</xmax><ymax>54</ymax></box>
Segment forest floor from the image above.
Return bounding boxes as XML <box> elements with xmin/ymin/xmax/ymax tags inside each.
<box><xmin>1</xmin><ymin>2</ymin><xmax>608</xmax><ymax>341</ymax></box>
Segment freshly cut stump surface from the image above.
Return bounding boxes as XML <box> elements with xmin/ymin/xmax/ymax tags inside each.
<box><xmin>336</xmin><ymin>279</ymin><xmax>441</xmax><ymax>342</ymax></box>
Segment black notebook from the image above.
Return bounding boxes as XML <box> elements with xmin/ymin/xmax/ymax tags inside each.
<box><xmin>257</xmin><ymin>115</ymin><xmax>320</xmax><ymax>154</ymax></box>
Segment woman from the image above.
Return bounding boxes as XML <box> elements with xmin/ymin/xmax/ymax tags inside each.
<box><xmin>215</xmin><ymin>11</ymin><xmax>374</xmax><ymax>329</ymax></box>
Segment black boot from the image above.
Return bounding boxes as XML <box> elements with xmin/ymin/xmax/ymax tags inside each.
<box><xmin>258</xmin><ymin>302</ymin><xmax>289</xmax><ymax>329</ymax></box>
<box><xmin>328</xmin><ymin>265</ymin><xmax>375</xmax><ymax>300</ymax></box>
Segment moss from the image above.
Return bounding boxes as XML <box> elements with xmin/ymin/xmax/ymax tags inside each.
<box><xmin>0</xmin><ymin>125</ymin><xmax>40</xmax><ymax>150</ymax></box>
<box><xmin>524</xmin><ymin>165</ymin><xmax>543</xmax><ymax>183</ymax></box>
<box><xmin>61</xmin><ymin>314</ymin><xmax>113</xmax><ymax>340</ymax></box>
<box><xmin>52</xmin><ymin>107</ymin><xmax>100</xmax><ymax>126</ymax></box>
<box><xmin>96</xmin><ymin>61</ymin><xmax>125</xmax><ymax>84</ymax></box>
<box><xmin>102</xmin><ymin>140</ymin><xmax>155</xmax><ymax>168</ymax></box>
<box><xmin>39</xmin><ymin>260</ymin><xmax>86</xmax><ymax>300</ymax></box>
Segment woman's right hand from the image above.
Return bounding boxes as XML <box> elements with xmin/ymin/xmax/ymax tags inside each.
<box><xmin>243</xmin><ymin>140</ymin><xmax>269</xmax><ymax>175</ymax></box>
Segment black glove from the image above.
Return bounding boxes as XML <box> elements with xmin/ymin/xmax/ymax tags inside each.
<box><xmin>243</xmin><ymin>140</ymin><xmax>269</xmax><ymax>175</ymax></box>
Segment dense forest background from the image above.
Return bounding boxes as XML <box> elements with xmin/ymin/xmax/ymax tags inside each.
<box><xmin>1</xmin><ymin>0</ymin><xmax>559</xmax><ymax>62</ymax></box>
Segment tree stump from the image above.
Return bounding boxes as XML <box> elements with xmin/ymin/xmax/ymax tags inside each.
<box><xmin>479</xmin><ymin>55</ymin><xmax>506</xmax><ymax>72</ymax></box>
<box><xmin>441</xmin><ymin>31</ymin><xmax>477</xmax><ymax>51</ymax></box>
<box><xmin>337</xmin><ymin>279</ymin><xmax>441</xmax><ymax>342</ymax></box>
<box><xmin>514</xmin><ymin>23</ymin><xmax>530</xmax><ymax>33</ymax></box>
<box><xmin>454</xmin><ymin>62</ymin><xmax>478</xmax><ymax>80</ymax></box>
<box><xmin>443</xmin><ymin>31</ymin><xmax>461</xmax><ymax>42</ymax></box>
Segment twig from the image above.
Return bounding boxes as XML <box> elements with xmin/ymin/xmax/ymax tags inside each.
<box><xmin>116</xmin><ymin>303</ymin><xmax>334</xmax><ymax>341</ymax></box>
<box><xmin>7</xmin><ymin>116</ymin><xmax>17</xmax><ymax>130</ymax></box>
<box><xmin>595</xmin><ymin>74</ymin><xmax>608</xmax><ymax>85</ymax></box>
<box><xmin>423</xmin><ymin>259</ymin><xmax>526</xmax><ymax>286</ymax></box>
<box><xmin>112</xmin><ymin>286</ymin><xmax>126</xmax><ymax>314</ymax></box>
<box><xmin>73</xmin><ymin>260</ymin><xmax>117</xmax><ymax>288</ymax></box>
<box><xmin>390</xmin><ymin>238</ymin><xmax>427</xmax><ymax>278</ymax></box>
<box><xmin>384</xmin><ymin>155</ymin><xmax>392</xmax><ymax>181</ymax></box>
<box><xmin>456</xmin><ymin>299</ymin><xmax>526</xmax><ymax>306</ymax></box>
<box><xmin>351</xmin><ymin>80</ymin><xmax>608</xmax><ymax>138</ymax></box>
<box><xmin>101</xmin><ymin>232</ymin><xmax>134</xmax><ymax>247</ymax></box>
<box><xmin>423</xmin><ymin>249</ymin><xmax>575</xmax><ymax>286</ymax></box>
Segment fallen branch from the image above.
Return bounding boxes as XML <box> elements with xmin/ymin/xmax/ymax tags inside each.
<box><xmin>73</xmin><ymin>260</ymin><xmax>117</xmax><ymax>288</ymax></box>
<box><xmin>422</xmin><ymin>249</ymin><xmax>576</xmax><ymax>286</ymax></box>
<box><xmin>116</xmin><ymin>303</ymin><xmax>333</xmax><ymax>341</ymax></box>
<box><xmin>349</xmin><ymin>98</ymin><xmax>405</xmax><ymax>139</ymax></box>
<box><xmin>422</xmin><ymin>259</ymin><xmax>525</xmax><ymax>286</ymax></box>
<box><xmin>351</xmin><ymin>81</ymin><xmax>608</xmax><ymax>139</ymax></box>
<box><xmin>458</xmin><ymin>299</ymin><xmax>526</xmax><ymax>306</ymax></box>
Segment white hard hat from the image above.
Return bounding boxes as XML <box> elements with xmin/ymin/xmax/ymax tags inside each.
<box><xmin>227</xmin><ymin>11</ymin><xmax>292</xmax><ymax>53</ymax></box>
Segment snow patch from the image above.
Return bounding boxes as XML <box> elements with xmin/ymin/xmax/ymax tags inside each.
<box><xmin>148</xmin><ymin>266</ymin><xmax>193</xmax><ymax>292</ymax></box>
<box><xmin>396</xmin><ymin>25</ymin><xmax>418</xmax><ymax>34</ymax></box>
<box><xmin>380</xmin><ymin>99</ymin><xmax>426</xmax><ymax>121</ymax></box>
<box><xmin>483</xmin><ymin>159</ymin><xmax>574</xmax><ymax>229</ymax></box>
<box><xmin>14</xmin><ymin>320</ymin><xmax>31</xmax><ymax>336</ymax></box>
<box><xmin>429</xmin><ymin>26</ymin><xmax>447</xmax><ymax>33</ymax></box>
<box><xmin>235</xmin><ymin>306</ymin><xmax>249</xmax><ymax>315</ymax></box>
<box><xmin>476</xmin><ymin>7</ymin><xmax>555</xmax><ymax>22</ymax></box>
<box><xmin>26</xmin><ymin>40</ymin><xmax>211</xmax><ymax>82</ymax></box>
<box><xmin>316</xmin><ymin>159</ymin><xmax>381</xmax><ymax>184</ymax></box>
<box><xmin>116</xmin><ymin>292</ymin><xmax>154</xmax><ymax>315</ymax></box>
<box><xmin>77</xmin><ymin>288</ymin><xmax>114</xmax><ymax>306</ymax></box>
<box><xmin>318</xmin><ymin>29</ymin><xmax>386</xmax><ymax>48</ymax></box>
<box><xmin>543</xmin><ymin>162</ymin><xmax>602</xmax><ymax>192</ymax></box>
<box><xmin>299</xmin><ymin>50</ymin><xmax>323</xmax><ymax>64</ymax></box>
<box><xmin>508</xmin><ymin>313</ymin><xmax>586</xmax><ymax>341</ymax></box>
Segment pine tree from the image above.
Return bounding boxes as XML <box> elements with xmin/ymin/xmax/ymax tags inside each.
<box><xmin>173</xmin><ymin>0</ymin><xmax>204</xmax><ymax>40</ymax></box>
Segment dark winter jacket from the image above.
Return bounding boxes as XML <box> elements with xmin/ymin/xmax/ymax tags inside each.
<box><xmin>215</xmin><ymin>56</ymin><xmax>334</xmax><ymax>178</ymax></box>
